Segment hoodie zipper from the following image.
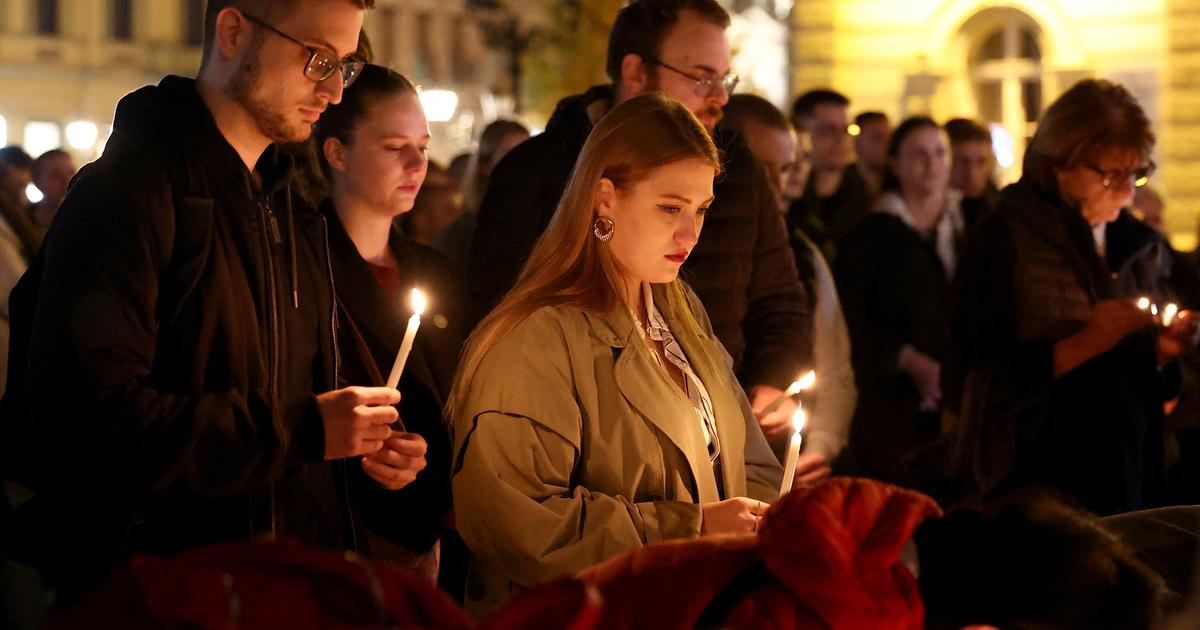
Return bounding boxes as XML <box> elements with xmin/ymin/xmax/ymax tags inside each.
<box><xmin>260</xmin><ymin>196</ymin><xmax>284</xmax><ymax>538</ymax></box>
<box><xmin>320</xmin><ymin>215</ymin><xmax>358</xmax><ymax>552</ymax></box>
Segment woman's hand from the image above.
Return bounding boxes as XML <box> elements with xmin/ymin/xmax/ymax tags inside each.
<box><xmin>1054</xmin><ymin>300</ymin><xmax>1154</xmax><ymax>376</ymax></box>
<box><xmin>899</xmin><ymin>345</ymin><xmax>941</xmax><ymax>412</ymax></box>
<box><xmin>1158</xmin><ymin>309</ymin><xmax>1199</xmax><ymax>366</ymax></box>
<box><xmin>362</xmin><ymin>432</ymin><xmax>428</xmax><ymax>491</ymax></box>
<box><xmin>749</xmin><ymin>385</ymin><xmax>798</xmax><ymax>438</ymax></box>
<box><xmin>701</xmin><ymin>497</ymin><xmax>769</xmax><ymax>535</ymax></box>
<box><xmin>792</xmin><ymin>452</ymin><xmax>832</xmax><ymax>486</ymax></box>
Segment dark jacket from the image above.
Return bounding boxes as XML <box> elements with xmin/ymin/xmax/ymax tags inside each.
<box><xmin>468</xmin><ymin>85</ymin><xmax>810</xmax><ymax>389</ymax></box>
<box><xmin>0</xmin><ymin>76</ymin><xmax>355</xmax><ymax>598</ymax></box>
<box><xmin>944</xmin><ymin>179</ymin><xmax>1171</xmax><ymax>515</ymax></box>
<box><xmin>788</xmin><ymin>163</ymin><xmax>875</xmax><ymax>265</ymax></box>
<box><xmin>834</xmin><ymin>210</ymin><xmax>955</xmax><ymax>485</ymax></box>
<box><xmin>323</xmin><ymin>205</ymin><xmax>465</xmax><ymax>553</ymax></box>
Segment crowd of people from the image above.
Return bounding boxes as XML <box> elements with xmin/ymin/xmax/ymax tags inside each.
<box><xmin>1</xmin><ymin>0</ymin><xmax>1199</xmax><ymax>628</ymax></box>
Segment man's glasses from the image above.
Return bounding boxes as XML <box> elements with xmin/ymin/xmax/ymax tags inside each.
<box><xmin>1084</xmin><ymin>160</ymin><xmax>1156</xmax><ymax>189</ymax></box>
<box><xmin>241</xmin><ymin>13</ymin><xmax>364</xmax><ymax>89</ymax></box>
<box><xmin>643</xmin><ymin>56</ymin><xmax>738</xmax><ymax>98</ymax></box>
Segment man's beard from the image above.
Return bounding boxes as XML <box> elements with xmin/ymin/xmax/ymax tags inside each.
<box><xmin>228</xmin><ymin>46</ymin><xmax>313</xmax><ymax>145</ymax></box>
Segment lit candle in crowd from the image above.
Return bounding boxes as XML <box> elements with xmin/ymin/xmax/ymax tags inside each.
<box><xmin>779</xmin><ymin>404</ymin><xmax>808</xmax><ymax>496</ymax></box>
<box><xmin>386</xmin><ymin>288</ymin><xmax>426</xmax><ymax>389</ymax></box>
<box><xmin>762</xmin><ymin>370</ymin><xmax>816</xmax><ymax>415</ymax></box>
<box><xmin>1137</xmin><ymin>296</ymin><xmax>1152</xmax><ymax>311</ymax></box>
<box><xmin>1163</xmin><ymin>303</ymin><xmax>1179</xmax><ymax>327</ymax></box>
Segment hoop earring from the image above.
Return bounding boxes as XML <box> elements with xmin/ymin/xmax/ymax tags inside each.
<box><xmin>593</xmin><ymin>216</ymin><xmax>615</xmax><ymax>242</ymax></box>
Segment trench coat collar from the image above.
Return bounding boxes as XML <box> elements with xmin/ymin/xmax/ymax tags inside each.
<box><xmin>580</xmin><ymin>284</ymin><xmax>737</xmax><ymax>503</ymax></box>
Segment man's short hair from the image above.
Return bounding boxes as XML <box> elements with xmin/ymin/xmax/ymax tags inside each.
<box><xmin>33</xmin><ymin>149</ymin><xmax>70</xmax><ymax>177</ymax></box>
<box><xmin>606</xmin><ymin>0</ymin><xmax>731</xmax><ymax>83</ymax></box>
<box><xmin>944</xmin><ymin>118</ymin><xmax>992</xmax><ymax>145</ymax></box>
<box><xmin>790</xmin><ymin>88</ymin><xmax>849</xmax><ymax>123</ymax></box>
<box><xmin>202</xmin><ymin>0</ymin><xmax>375</xmax><ymax>61</ymax></box>
<box><xmin>855</xmin><ymin>111</ymin><xmax>888</xmax><ymax>128</ymax></box>
<box><xmin>721</xmin><ymin>94</ymin><xmax>791</xmax><ymax>134</ymax></box>
<box><xmin>0</xmin><ymin>146</ymin><xmax>34</xmax><ymax>171</ymax></box>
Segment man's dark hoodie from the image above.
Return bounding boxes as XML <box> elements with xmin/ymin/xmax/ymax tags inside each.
<box><xmin>468</xmin><ymin>85</ymin><xmax>810</xmax><ymax>389</ymax></box>
<box><xmin>0</xmin><ymin>77</ymin><xmax>366</xmax><ymax>600</ymax></box>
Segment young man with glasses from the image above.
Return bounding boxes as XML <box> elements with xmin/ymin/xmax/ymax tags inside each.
<box><xmin>469</xmin><ymin>0</ymin><xmax>812</xmax><ymax>443</ymax></box>
<box><xmin>0</xmin><ymin>0</ymin><xmax>428</xmax><ymax>605</ymax></box>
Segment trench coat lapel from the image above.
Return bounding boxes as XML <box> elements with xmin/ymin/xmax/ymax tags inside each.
<box><xmin>584</xmin><ymin>305</ymin><xmax>721</xmax><ymax>503</ymax></box>
<box><xmin>652</xmin><ymin>284</ymin><xmax>748</xmax><ymax>500</ymax></box>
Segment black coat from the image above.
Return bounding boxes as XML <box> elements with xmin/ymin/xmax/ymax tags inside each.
<box><xmin>944</xmin><ymin>179</ymin><xmax>1172</xmax><ymax>515</ymax></box>
<box><xmin>788</xmin><ymin>163</ymin><xmax>875</xmax><ymax>265</ymax></box>
<box><xmin>834</xmin><ymin>211</ymin><xmax>954</xmax><ymax>485</ymax></box>
<box><xmin>468</xmin><ymin>85</ymin><xmax>810</xmax><ymax>389</ymax></box>
<box><xmin>323</xmin><ymin>205</ymin><xmax>465</xmax><ymax>554</ymax></box>
<box><xmin>0</xmin><ymin>77</ymin><xmax>353</xmax><ymax>598</ymax></box>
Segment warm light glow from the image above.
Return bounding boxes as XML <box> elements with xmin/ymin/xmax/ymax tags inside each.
<box><xmin>1135</xmin><ymin>175</ymin><xmax>1150</xmax><ymax>188</ymax></box>
<box><xmin>25</xmin><ymin>183</ymin><xmax>43</xmax><ymax>204</ymax></box>
<box><xmin>1137</xmin><ymin>297</ymin><xmax>1151</xmax><ymax>311</ymax></box>
<box><xmin>848</xmin><ymin>123</ymin><xmax>861</xmax><ymax>137</ymax></box>
<box><xmin>65</xmin><ymin>120</ymin><xmax>98</xmax><ymax>151</ymax></box>
<box><xmin>989</xmin><ymin>124</ymin><xmax>1014</xmax><ymax>169</ymax></box>
<box><xmin>23</xmin><ymin>121</ymin><xmax>61</xmax><ymax>159</ymax></box>
<box><xmin>411</xmin><ymin>288</ymin><xmax>427</xmax><ymax>316</ymax></box>
<box><xmin>791</xmin><ymin>405</ymin><xmax>807</xmax><ymax>433</ymax></box>
<box><xmin>419</xmin><ymin>89</ymin><xmax>458</xmax><ymax>123</ymax></box>
<box><xmin>797</xmin><ymin>370</ymin><xmax>816</xmax><ymax>391</ymax></box>
<box><xmin>1163</xmin><ymin>303</ymin><xmax>1179</xmax><ymax>327</ymax></box>
<box><xmin>0</xmin><ymin>115</ymin><xmax>7</xmax><ymax>146</ymax></box>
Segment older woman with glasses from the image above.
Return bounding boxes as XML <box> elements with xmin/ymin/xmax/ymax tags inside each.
<box><xmin>942</xmin><ymin>79</ymin><xmax>1196</xmax><ymax>516</ymax></box>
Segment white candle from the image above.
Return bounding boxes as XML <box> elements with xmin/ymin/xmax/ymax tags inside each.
<box><xmin>779</xmin><ymin>404</ymin><xmax>807</xmax><ymax>496</ymax></box>
<box><xmin>762</xmin><ymin>370</ymin><xmax>816</xmax><ymax>416</ymax></box>
<box><xmin>1163</xmin><ymin>303</ymin><xmax>1179</xmax><ymax>327</ymax></box>
<box><xmin>386</xmin><ymin>288</ymin><xmax>426</xmax><ymax>389</ymax></box>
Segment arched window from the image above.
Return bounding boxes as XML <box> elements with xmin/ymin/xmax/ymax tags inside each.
<box><xmin>971</xmin><ymin>22</ymin><xmax>1042</xmax><ymax>136</ymax></box>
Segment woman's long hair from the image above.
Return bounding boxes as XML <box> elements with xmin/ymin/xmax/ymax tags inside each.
<box><xmin>451</xmin><ymin>93</ymin><xmax>723</xmax><ymax>414</ymax></box>
<box><xmin>879</xmin><ymin>115</ymin><xmax>943</xmax><ymax>194</ymax></box>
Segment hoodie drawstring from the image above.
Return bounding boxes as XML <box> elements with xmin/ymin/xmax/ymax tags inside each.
<box><xmin>286</xmin><ymin>187</ymin><xmax>299</xmax><ymax>309</ymax></box>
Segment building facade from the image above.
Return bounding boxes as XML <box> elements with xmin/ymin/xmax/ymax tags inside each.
<box><xmin>791</xmin><ymin>0</ymin><xmax>1198</xmax><ymax>249</ymax></box>
<box><xmin>0</xmin><ymin>0</ymin><xmax>504</xmax><ymax>167</ymax></box>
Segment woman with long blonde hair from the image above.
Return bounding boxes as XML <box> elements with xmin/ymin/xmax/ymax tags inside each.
<box><xmin>450</xmin><ymin>93</ymin><xmax>782</xmax><ymax>616</ymax></box>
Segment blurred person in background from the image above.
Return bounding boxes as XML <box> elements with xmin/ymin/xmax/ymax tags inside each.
<box><xmin>788</xmin><ymin>89</ymin><xmax>874</xmax><ymax>263</ymax></box>
<box><xmin>944</xmin><ymin>79</ymin><xmax>1195</xmax><ymax>516</ymax></box>
<box><xmin>851</xmin><ymin>111</ymin><xmax>890</xmax><ymax>196</ymax></box>
<box><xmin>399</xmin><ymin>161</ymin><xmax>462</xmax><ymax>246</ymax></box>
<box><xmin>720</xmin><ymin>93</ymin><xmax>853</xmax><ymax>483</ymax></box>
<box><xmin>945</xmin><ymin>117</ymin><xmax>999</xmax><ymax>230</ymax></box>
<box><xmin>28</xmin><ymin>149</ymin><xmax>76</xmax><ymax>233</ymax></box>
<box><xmin>434</xmin><ymin>119</ymin><xmax>529</xmax><ymax>271</ymax></box>
<box><xmin>835</xmin><ymin>116</ymin><xmax>963</xmax><ymax>487</ymax></box>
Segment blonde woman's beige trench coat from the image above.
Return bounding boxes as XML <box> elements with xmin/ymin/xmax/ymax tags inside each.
<box><xmin>452</xmin><ymin>284</ymin><xmax>783</xmax><ymax>617</ymax></box>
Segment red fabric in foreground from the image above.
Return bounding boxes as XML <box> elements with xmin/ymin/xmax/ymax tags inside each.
<box><xmin>578</xmin><ymin>477</ymin><xmax>942</xmax><ymax>629</ymax></box>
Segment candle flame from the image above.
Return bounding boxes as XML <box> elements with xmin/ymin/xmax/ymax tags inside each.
<box><xmin>1137</xmin><ymin>297</ymin><xmax>1151</xmax><ymax>311</ymax></box>
<box><xmin>791</xmin><ymin>405</ymin><xmax>807</xmax><ymax>433</ymax></box>
<box><xmin>797</xmin><ymin>370</ymin><xmax>816</xmax><ymax>391</ymax></box>
<box><xmin>411</xmin><ymin>288</ymin><xmax>427</xmax><ymax>316</ymax></box>
<box><xmin>1164</xmin><ymin>303</ymin><xmax>1179</xmax><ymax>327</ymax></box>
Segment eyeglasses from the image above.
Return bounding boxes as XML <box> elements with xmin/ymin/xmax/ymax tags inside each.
<box><xmin>1084</xmin><ymin>160</ymin><xmax>1156</xmax><ymax>189</ymax></box>
<box><xmin>241</xmin><ymin>13</ymin><xmax>364</xmax><ymax>89</ymax></box>
<box><xmin>643</xmin><ymin>56</ymin><xmax>738</xmax><ymax>98</ymax></box>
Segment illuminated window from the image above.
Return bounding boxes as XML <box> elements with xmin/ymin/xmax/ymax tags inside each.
<box><xmin>970</xmin><ymin>21</ymin><xmax>1043</xmax><ymax>136</ymax></box>
<box><xmin>24</xmin><ymin>121</ymin><xmax>62</xmax><ymax>159</ymax></box>
<box><xmin>35</xmin><ymin>0</ymin><xmax>59</xmax><ymax>35</ymax></box>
